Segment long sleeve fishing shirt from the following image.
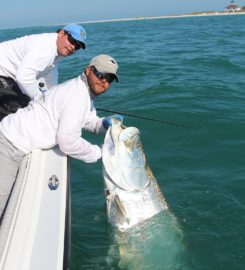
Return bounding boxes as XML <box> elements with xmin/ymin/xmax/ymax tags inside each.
<box><xmin>0</xmin><ymin>33</ymin><xmax>62</xmax><ymax>98</ymax></box>
<box><xmin>0</xmin><ymin>75</ymin><xmax>105</xmax><ymax>163</ymax></box>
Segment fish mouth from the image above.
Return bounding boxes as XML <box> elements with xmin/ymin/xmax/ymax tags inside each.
<box><xmin>118</xmin><ymin>126</ymin><xmax>140</xmax><ymax>143</ymax></box>
<box><xmin>109</xmin><ymin>118</ymin><xmax>140</xmax><ymax>148</ymax></box>
<box><xmin>102</xmin><ymin>121</ymin><xmax>151</xmax><ymax>191</ymax></box>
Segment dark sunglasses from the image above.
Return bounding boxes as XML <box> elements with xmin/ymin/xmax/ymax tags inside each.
<box><xmin>65</xmin><ymin>31</ymin><xmax>84</xmax><ymax>50</ymax></box>
<box><xmin>90</xmin><ymin>66</ymin><xmax>115</xmax><ymax>84</ymax></box>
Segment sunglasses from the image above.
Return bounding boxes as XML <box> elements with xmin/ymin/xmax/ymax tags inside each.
<box><xmin>90</xmin><ymin>66</ymin><xmax>115</xmax><ymax>84</ymax></box>
<box><xmin>65</xmin><ymin>31</ymin><xmax>84</xmax><ymax>50</ymax></box>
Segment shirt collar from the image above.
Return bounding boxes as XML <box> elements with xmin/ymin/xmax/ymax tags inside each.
<box><xmin>81</xmin><ymin>72</ymin><xmax>97</xmax><ymax>100</ymax></box>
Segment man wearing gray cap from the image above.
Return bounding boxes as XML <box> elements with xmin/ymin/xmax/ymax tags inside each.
<box><xmin>0</xmin><ymin>23</ymin><xmax>87</xmax><ymax>120</ymax></box>
<box><xmin>0</xmin><ymin>54</ymin><xmax>122</xmax><ymax>217</ymax></box>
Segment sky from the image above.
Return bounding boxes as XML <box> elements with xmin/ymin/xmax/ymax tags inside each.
<box><xmin>1</xmin><ymin>0</ymin><xmax>244</xmax><ymax>30</ymax></box>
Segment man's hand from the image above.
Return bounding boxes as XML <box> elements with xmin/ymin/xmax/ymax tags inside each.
<box><xmin>102</xmin><ymin>114</ymin><xmax>124</xmax><ymax>129</ymax></box>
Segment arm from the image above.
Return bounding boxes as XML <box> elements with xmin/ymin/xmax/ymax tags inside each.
<box><xmin>16</xmin><ymin>46</ymin><xmax>56</xmax><ymax>99</ymax></box>
<box><xmin>56</xmin><ymin>89</ymin><xmax>102</xmax><ymax>163</ymax></box>
<box><xmin>83</xmin><ymin>103</ymin><xmax>107</xmax><ymax>134</ymax></box>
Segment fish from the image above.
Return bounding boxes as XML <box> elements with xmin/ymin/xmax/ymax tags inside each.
<box><xmin>102</xmin><ymin>118</ymin><xmax>169</xmax><ymax>231</ymax></box>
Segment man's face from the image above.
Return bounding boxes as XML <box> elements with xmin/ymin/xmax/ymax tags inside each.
<box><xmin>56</xmin><ymin>30</ymin><xmax>77</xmax><ymax>56</ymax></box>
<box><xmin>85</xmin><ymin>66</ymin><xmax>112</xmax><ymax>96</ymax></box>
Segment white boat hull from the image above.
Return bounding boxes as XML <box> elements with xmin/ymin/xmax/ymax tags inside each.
<box><xmin>0</xmin><ymin>147</ymin><xmax>70</xmax><ymax>270</ymax></box>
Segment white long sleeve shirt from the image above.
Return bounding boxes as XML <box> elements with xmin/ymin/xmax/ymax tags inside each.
<box><xmin>0</xmin><ymin>33</ymin><xmax>62</xmax><ymax>98</ymax></box>
<box><xmin>0</xmin><ymin>75</ymin><xmax>105</xmax><ymax>163</ymax></box>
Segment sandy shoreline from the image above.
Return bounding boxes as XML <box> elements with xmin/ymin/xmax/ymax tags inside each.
<box><xmin>76</xmin><ymin>11</ymin><xmax>245</xmax><ymax>25</ymax></box>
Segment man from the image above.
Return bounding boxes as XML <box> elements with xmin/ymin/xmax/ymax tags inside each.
<box><xmin>0</xmin><ymin>23</ymin><xmax>87</xmax><ymax>120</ymax></box>
<box><xmin>0</xmin><ymin>54</ymin><xmax>122</xmax><ymax>218</ymax></box>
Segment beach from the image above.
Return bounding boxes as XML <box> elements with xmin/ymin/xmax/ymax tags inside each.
<box><xmin>76</xmin><ymin>10</ymin><xmax>245</xmax><ymax>25</ymax></box>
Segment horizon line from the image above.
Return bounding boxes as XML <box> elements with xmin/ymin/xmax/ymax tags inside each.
<box><xmin>1</xmin><ymin>11</ymin><xmax>245</xmax><ymax>30</ymax></box>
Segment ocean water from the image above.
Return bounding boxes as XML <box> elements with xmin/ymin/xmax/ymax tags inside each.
<box><xmin>1</xmin><ymin>14</ymin><xmax>245</xmax><ymax>270</ymax></box>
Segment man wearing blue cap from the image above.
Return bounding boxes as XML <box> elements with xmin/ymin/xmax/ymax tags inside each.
<box><xmin>0</xmin><ymin>23</ymin><xmax>87</xmax><ymax>120</ymax></box>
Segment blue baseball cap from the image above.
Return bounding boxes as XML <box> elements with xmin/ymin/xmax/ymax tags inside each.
<box><xmin>63</xmin><ymin>24</ymin><xmax>87</xmax><ymax>49</ymax></box>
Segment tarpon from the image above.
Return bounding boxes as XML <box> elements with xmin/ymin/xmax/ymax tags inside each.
<box><xmin>102</xmin><ymin>118</ymin><xmax>168</xmax><ymax>231</ymax></box>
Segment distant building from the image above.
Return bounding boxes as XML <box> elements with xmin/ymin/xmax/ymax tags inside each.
<box><xmin>224</xmin><ymin>0</ymin><xmax>241</xmax><ymax>12</ymax></box>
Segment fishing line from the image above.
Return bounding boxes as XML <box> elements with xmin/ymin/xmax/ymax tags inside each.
<box><xmin>97</xmin><ymin>108</ymin><xmax>199</xmax><ymax>129</ymax></box>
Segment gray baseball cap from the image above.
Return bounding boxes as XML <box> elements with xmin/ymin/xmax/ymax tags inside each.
<box><xmin>89</xmin><ymin>54</ymin><xmax>118</xmax><ymax>82</ymax></box>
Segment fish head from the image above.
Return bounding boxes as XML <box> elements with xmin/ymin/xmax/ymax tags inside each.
<box><xmin>102</xmin><ymin>118</ymin><xmax>151</xmax><ymax>192</ymax></box>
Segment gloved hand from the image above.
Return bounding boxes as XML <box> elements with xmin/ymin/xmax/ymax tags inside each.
<box><xmin>102</xmin><ymin>114</ymin><xmax>124</xmax><ymax>129</ymax></box>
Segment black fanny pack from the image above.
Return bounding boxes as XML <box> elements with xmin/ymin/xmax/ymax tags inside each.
<box><xmin>0</xmin><ymin>76</ymin><xmax>22</xmax><ymax>96</ymax></box>
<box><xmin>0</xmin><ymin>76</ymin><xmax>30</xmax><ymax>120</ymax></box>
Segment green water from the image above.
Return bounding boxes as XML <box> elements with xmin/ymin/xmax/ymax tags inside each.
<box><xmin>1</xmin><ymin>14</ymin><xmax>245</xmax><ymax>270</ymax></box>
